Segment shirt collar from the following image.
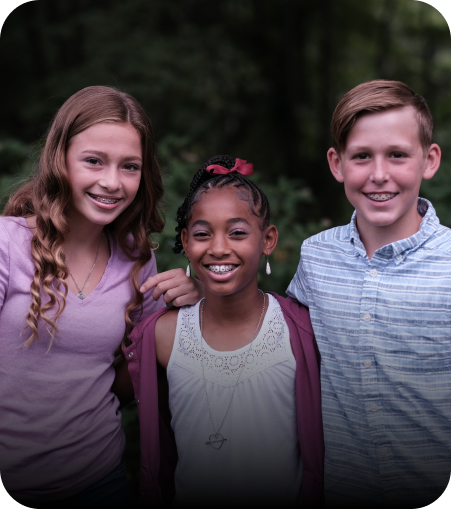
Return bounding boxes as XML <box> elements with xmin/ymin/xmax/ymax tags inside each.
<box><xmin>348</xmin><ymin>198</ymin><xmax>440</xmax><ymax>263</ymax></box>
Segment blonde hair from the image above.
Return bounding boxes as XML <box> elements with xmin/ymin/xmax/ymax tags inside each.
<box><xmin>331</xmin><ymin>79</ymin><xmax>433</xmax><ymax>153</ymax></box>
<box><xmin>3</xmin><ymin>86</ymin><xmax>164</xmax><ymax>348</ymax></box>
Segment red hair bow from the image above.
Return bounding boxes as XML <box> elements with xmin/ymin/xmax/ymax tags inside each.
<box><xmin>205</xmin><ymin>158</ymin><xmax>253</xmax><ymax>176</ymax></box>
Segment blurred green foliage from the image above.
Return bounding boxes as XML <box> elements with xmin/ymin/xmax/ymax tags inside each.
<box><xmin>2</xmin><ymin>0</ymin><xmax>451</xmax><ymax>497</ymax></box>
<box><xmin>2</xmin><ymin>0</ymin><xmax>451</xmax><ymax>225</ymax></box>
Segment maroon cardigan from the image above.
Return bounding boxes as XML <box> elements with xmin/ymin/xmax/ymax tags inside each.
<box><xmin>124</xmin><ymin>293</ymin><xmax>324</xmax><ymax>506</ymax></box>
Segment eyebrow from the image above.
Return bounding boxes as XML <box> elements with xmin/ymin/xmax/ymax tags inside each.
<box><xmin>80</xmin><ymin>150</ymin><xmax>142</xmax><ymax>161</ymax></box>
<box><xmin>227</xmin><ymin>217</ymin><xmax>251</xmax><ymax>225</ymax></box>
<box><xmin>191</xmin><ymin>217</ymin><xmax>252</xmax><ymax>228</ymax></box>
<box><xmin>347</xmin><ymin>144</ymin><xmax>412</xmax><ymax>152</ymax></box>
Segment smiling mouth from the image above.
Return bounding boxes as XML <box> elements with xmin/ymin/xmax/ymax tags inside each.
<box><xmin>88</xmin><ymin>193</ymin><xmax>121</xmax><ymax>204</ymax></box>
<box><xmin>206</xmin><ymin>264</ymin><xmax>237</xmax><ymax>274</ymax></box>
<box><xmin>364</xmin><ymin>193</ymin><xmax>398</xmax><ymax>202</ymax></box>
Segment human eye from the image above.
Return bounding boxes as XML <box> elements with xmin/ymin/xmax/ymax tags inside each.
<box><xmin>85</xmin><ymin>157</ymin><xmax>101</xmax><ymax>165</ymax></box>
<box><xmin>354</xmin><ymin>153</ymin><xmax>370</xmax><ymax>160</ymax></box>
<box><xmin>193</xmin><ymin>231</ymin><xmax>210</xmax><ymax>238</ymax></box>
<box><xmin>230</xmin><ymin>229</ymin><xmax>248</xmax><ymax>237</ymax></box>
<box><xmin>390</xmin><ymin>152</ymin><xmax>405</xmax><ymax>159</ymax></box>
<box><xmin>123</xmin><ymin>163</ymin><xmax>140</xmax><ymax>171</ymax></box>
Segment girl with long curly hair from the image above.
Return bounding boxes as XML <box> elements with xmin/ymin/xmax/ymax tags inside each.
<box><xmin>0</xmin><ymin>86</ymin><xmax>203</xmax><ymax>508</ymax></box>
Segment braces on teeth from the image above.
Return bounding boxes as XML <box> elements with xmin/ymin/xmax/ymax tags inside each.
<box><xmin>366</xmin><ymin>193</ymin><xmax>397</xmax><ymax>202</ymax></box>
<box><xmin>209</xmin><ymin>265</ymin><xmax>234</xmax><ymax>273</ymax></box>
<box><xmin>91</xmin><ymin>194</ymin><xmax>119</xmax><ymax>204</ymax></box>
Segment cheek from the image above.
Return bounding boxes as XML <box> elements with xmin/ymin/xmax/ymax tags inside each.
<box><xmin>126</xmin><ymin>173</ymin><xmax>142</xmax><ymax>199</ymax></box>
<box><xmin>344</xmin><ymin>169</ymin><xmax>366</xmax><ymax>190</ymax></box>
<box><xmin>245</xmin><ymin>241</ymin><xmax>265</xmax><ymax>266</ymax></box>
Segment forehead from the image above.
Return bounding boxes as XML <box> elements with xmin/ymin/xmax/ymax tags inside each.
<box><xmin>345</xmin><ymin>106</ymin><xmax>421</xmax><ymax>151</ymax></box>
<box><xmin>189</xmin><ymin>186</ymin><xmax>260</xmax><ymax>225</ymax></box>
<box><xmin>68</xmin><ymin>122</ymin><xmax>141</xmax><ymax>152</ymax></box>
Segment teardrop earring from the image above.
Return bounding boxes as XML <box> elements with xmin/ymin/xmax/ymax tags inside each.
<box><xmin>186</xmin><ymin>261</ymin><xmax>191</xmax><ymax>277</ymax></box>
<box><xmin>265</xmin><ymin>255</ymin><xmax>271</xmax><ymax>275</ymax></box>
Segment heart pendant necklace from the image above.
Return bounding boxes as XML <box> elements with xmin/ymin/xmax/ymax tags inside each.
<box><xmin>205</xmin><ymin>433</ymin><xmax>227</xmax><ymax>449</ymax></box>
<box><xmin>65</xmin><ymin>230</ymin><xmax>104</xmax><ymax>300</ymax></box>
<box><xmin>200</xmin><ymin>290</ymin><xmax>266</xmax><ymax>449</ymax></box>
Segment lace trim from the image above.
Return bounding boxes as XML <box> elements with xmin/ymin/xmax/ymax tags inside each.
<box><xmin>173</xmin><ymin>297</ymin><xmax>292</xmax><ymax>386</ymax></box>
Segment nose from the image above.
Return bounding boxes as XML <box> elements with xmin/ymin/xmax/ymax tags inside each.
<box><xmin>370</xmin><ymin>156</ymin><xmax>390</xmax><ymax>184</ymax></box>
<box><xmin>208</xmin><ymin>233</ymin><xmax>232</xmax><ymax>258</ymax></box>
<box><xmin>98</xmin><ymin>167</ymin><xmax>122</xmax><ymax>192</ymax></box>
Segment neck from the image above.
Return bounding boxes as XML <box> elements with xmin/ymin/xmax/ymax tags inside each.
<box><xmin>202</xmin><ymin>280</ymin><xmax>264</xmax><ymax>326</ymax></box>
<box><xmin>64</xmin><ymin>209</ymin><xmax>105</xmax><ymax>254</ymax></box>
<box><xmin>357</xmin><ymin>201</ymin><xmax>422</xmax><ymax>260</ymax></box>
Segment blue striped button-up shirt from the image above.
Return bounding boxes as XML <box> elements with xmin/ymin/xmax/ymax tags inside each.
<box><xmin>287</xmin><ymin>199</ymin><xmax>451</xmax><ymax>507</ymax></box>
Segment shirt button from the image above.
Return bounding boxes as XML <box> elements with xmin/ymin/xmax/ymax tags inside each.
<box><xmin>370</xmin><ymin>269</ymin><xmax>378</xmax><ymax>277</ymax></box>
<box><xmin>396</xmin><ymin>254</ymin><xmax>403</xmax><ymax>261</ymax></box>
<box><xmin>380</xmin><ymin>447</ymin><xmax>387</xmax><ymax>457</ymax></box>
<box><xmin>370</xmin><ymin>403</ymin><xmax>378</xmax><ymax>412</ymax></box>
<box><xmin>363</xmin><ymin>313</ymin><xmax>372</xmax><ymax>322</ymax></box>
<box><xmin>364</xmin><ymin>359</ymin><xmax>372</xmax><ymax>368</ymax></box>
<box><xmin>128</xmin><ymin>352</ymin><xmax>134</xmax><ymax>358</ymax></box>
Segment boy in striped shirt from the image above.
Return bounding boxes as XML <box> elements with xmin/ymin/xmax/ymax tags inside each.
<box><xmin>287</xmin><ymin>80</ymin><xmax>450</xmax><ymax>508</ymax></box>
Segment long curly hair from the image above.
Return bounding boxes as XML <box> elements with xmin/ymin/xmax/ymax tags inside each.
<box><xmin>3</xmin><ymin>86</ymin><xmax>164</xmax><ymax>348</ymax></box>
<box><xmin>174</xmin><ymin>154</ymin><xmax>270</xmax><ymax>254</ymax></box>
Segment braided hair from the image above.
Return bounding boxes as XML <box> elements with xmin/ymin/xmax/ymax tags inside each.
<box><xmin>174</xmin><ymin>155</ymin><xmax>270</xmax><ymax>254</ymax></box>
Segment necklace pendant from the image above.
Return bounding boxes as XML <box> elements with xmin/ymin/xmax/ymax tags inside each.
<box><xmin>77</xmin><ymin>293</ymin><xmax>85</xmax><ymax>300</ymax></box>
<box><xmin>205</xmin><ymin>433</ymin><xmax>227</xmax><ymax>449</ymax></box>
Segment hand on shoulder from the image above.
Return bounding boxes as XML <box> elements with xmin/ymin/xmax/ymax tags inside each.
<box><xmin>140</xmin><ymin>268</ymin><xmax>205</xmax><ymax>306</ymax></box>
<box><xmin>155</xmin><ymin>308</ymin><xmax>179</xmax><ymax>369</ymax></box>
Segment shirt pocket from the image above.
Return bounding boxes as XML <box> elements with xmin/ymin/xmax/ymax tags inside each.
<box><xmin>377</xmin><ymin>296</ymin><xmax>451</xmax><ymax>372</ymax></box>
<box><xmin>378</xmin><ymin>328</ymin><xmax>451</xmax><ymax>373</ymax></box>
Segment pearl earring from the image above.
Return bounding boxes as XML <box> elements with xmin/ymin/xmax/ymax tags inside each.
<box><xmin>186</xmin><ymin>261</ymin><xmax>191</xmax><ymax>277</ymax></box>
<box><xmin>265</xmin><ymin>255</ymin><xmax>271</xmax><ymax>275</ymax></box>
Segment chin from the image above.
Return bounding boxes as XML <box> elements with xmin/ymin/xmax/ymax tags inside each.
<box><xmin>362</xmin><ymin>211</ymin><xmax>405</xmax><ymax>228</ymax></box>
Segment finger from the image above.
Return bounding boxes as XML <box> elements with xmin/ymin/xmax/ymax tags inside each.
<box><xmin>162</xmin><ymin>284</ymin><xmax>192</xmax><ymax>304</ymax></box>
<box><xmin>153</xmin><ymin>278</ymin><xmax>189</xmax><ymax>301</ymax></box>
<box><xmin>167</xmin><ymin>283</ymin><xmax>205</xmax><ymax>307</ymax></box>
<box><xmin>171</xmin><ymin>294</ymin><xmax>194</xmax><ymax>307</ymax></box>
<box><xmin>140</xmin><ymin>268</ymin><xmax>183</xmax><ymax>293</ymax></box>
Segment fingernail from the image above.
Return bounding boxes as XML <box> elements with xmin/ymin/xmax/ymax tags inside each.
<box><xmin>140</xmin><ymin>286</ymin><xmax>145</xmax><ymax>292</ymax></box>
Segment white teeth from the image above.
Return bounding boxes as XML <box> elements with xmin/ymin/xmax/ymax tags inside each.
<box><xmin>208</xmin><ymin>265</ymin><xmax>235</xmax><ymax>274</ymax></box>
<box><xmin>365</xmin><ymin>193</ymin><xmax>397</xmax><ymax>202</ymax></box>
<box><xmin>89</xmin><ymin>193</ymin><xmax>120</xmax><ymax>204</ymax></box>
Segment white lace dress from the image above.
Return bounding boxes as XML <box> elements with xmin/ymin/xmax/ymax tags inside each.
<box><xmin>167</xmin><ymin>294</ymin><xmax>302</xmax><ymax>507</ymax></box>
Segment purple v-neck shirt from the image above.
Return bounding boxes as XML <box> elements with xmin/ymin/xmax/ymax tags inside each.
<box><xmin>0</xmin><ymin>216</ymin><xmax>164</xmax><ymax>503</ymax></box>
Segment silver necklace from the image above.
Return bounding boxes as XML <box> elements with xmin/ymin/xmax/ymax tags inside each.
<box><xmin>200</xmin><ymin>289</ymin><xmax>266</xmax><ymax>450</ymax></box>
<box><xmin>66</xmin><ymin>230</ymin><xmax>104</xmax><ymax>300</ymax></box>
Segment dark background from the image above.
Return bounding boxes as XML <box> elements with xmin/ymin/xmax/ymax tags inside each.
<box><xmin>1</xmin><ymin>0</ymin><xmax>451</xmax><ymax>500</ymax></box>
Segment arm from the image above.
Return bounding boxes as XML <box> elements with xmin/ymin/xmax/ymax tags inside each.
<box><xmin>154</xmin><ymin>309</ymin><xmax>179</xmax><ymax>369</ymax></box>
<box><xmin>286</xmin><ymin>246</ymin><xmax>311</xmax><ymax>307</ymax></box>
<box><xmin>111</xmin><ymin>309</ymin><xmax>177</xmax><ymax>406</ymax></box>
<box><xmin>140</xmin><ymin>268</ymin><xmax>205</xmax><ymax>307</ymax></box>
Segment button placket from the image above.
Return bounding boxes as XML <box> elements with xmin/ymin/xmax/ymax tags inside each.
<box><xmin>359</xmin><ymin>256</ymin><xmax>390</xmax><ymax>472</ymax></box>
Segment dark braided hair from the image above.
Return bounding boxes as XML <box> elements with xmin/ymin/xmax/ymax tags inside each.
<box><xmin>174</xmin><ymin>155</ymin><xmax>271</xmax><ymax>254</ymax></box>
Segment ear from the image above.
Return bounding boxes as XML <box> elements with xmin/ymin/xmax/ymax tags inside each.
<box><xmin>262</xmin><ymin>225</ymin><xmax>278</xmax><ymax>256</ymax></box>
<box><xmin>327</xmin><ymin>147</ymin><xmax>344</xmax><ymax>183</ymax></box>
<box><xmin>181</xmin><ymin>228</ymin><xmax>189</xmax><ymax>258</ymax></box>
<box><xmin>422</xmin><ymin>143</ymin><xmax>441</xmax><ymax>180</ymax></box>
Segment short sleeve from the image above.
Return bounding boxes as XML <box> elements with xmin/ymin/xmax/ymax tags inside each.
<box><xmin>130</xmin><ymin>252</ymin><xmax>165</xmax><ymax>324</ymax></box>
<box><xmin>286</xmin><ymin>244</ymin><xmax>311</xmax><ymax>307</ymax></box>
<box><xmin>0</xmin><ymin>222</ymin><xmax>11</xmax><ymax>311</ymax></box>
